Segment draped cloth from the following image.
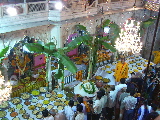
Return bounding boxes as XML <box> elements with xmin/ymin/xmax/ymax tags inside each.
<box><xmin>114</xmin><ymin>62</ymin><xmax>129</xmax><ymax>82</ymax></box>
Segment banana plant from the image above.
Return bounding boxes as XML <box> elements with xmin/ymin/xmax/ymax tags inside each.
<box><xmin>25</xmin><ymin>42</ymin><xmax>77</xmax><ymax>90</ymax></box>
<box><xmin>0</xmin><ymin>46</ymin><xmax>10</xmax><ymax>62</ymax></box>
<box><xmin>67</xmin><ymin>24</ymin><xmax>117</xmax><ymax>80</ymax></box>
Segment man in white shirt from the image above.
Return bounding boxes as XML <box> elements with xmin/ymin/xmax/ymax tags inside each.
<box><xmin>121</xmin><ymin>90</ymin><xmax>137</xmax><ymax>120</ymax></box>
<box><xmin>106</xmin><ymin>85</ymin><xmax>116</xmax><ymax>120</ymax></box>
<box><xmin>64</xmin><ymin>100</ymin><xmax>75</xmax><ymax>120</ymax></box>
<box><xmin>77</xmin><ymin>97</ymin><xmax>87</xmax><ymax>120</ymax></box>
<box><xmin>99</xmin><ymin>88</ymin><xmax>107</xmax><ymax>119</ymax></box>
<box><xmin>93</xmin><ymin>91</ymin><xmax>103</xmax><ymax>120</ymax></box>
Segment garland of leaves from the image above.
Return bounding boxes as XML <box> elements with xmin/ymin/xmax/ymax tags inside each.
<box><xmin>81</xmin><ymin>82</ymin><xmax>95</xmax><ymax>94</ymax></box>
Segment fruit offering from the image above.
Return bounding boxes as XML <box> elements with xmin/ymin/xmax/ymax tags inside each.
<box><xmin>10</xmin><ymin>112</ymin><xmax>18</xmax><ymax>117</ymax></box>
<box><xmin>0</xmin><ymin>111</ymin><xmax>7</xmax><ymax>118</ymax></box>
<box><xmin>32</xmin><ymin>110</ymin><xmax>39</xmax><ymax>115</ymax></box>
<box><xmin>0</xmin><ymin>101</ymin><xmax>9</xmax><ymax>109</ymax></box>
<box><xmin>31</xmin><ymin>90</ymin><xmax>40</xmax><ymax>96</ymax></box>
<box><xmin>38</xmin><ymin>96</ymin><xmax>45</xmax><ymax>100</ymax></box>
<box><xmin>36</xmin><ymin>114</ymin><xmax>43</xmax><ymax>119</ymax></box>
<box><xmin>39</xmin><ymin>87</ymin><xmax>47</xmax><ymax>93</ymax></box>
<box><xmin>95</xmin><ymin>76</ymin><xmax>102</xmax><ymax>80</ymax></box>
<box><xmin>8</xmin><ymin>107</ymin><xmax>15</xmax><ymax>112</ymax></box>
<box><xmin>11</xmin><ymin>98</ymin><xmax>21</xmax><ymax>105</ymax></box>
<box><xmin>16</xmin><ymin>104</ymin><xmax>23</xmax><ymax>109</ymax></box>
<box><xmin>24</xmin><ymin>101</ymin><xmax>31</xmax><ymax>106</ymax></box>
<box><xmin>32</xmin><ymin>98</ymin><xmax>38</xmax><ymax>103</ymax></box>
<box><xmin>45</xmin><ymin>93</ymin><xmax>52</xmax><ymax>98</ymax></box>
<box><xmin>12</xmin><ymin>117</ymin><xmax>20</xmax><ymax>120</ymax></box>
<box><xmin>39</xmin><ymin>107</ymin><xmax>46</xmax><ymax>111</ymax></box>
<box><xmin>21</xmin><ymin>93</ymin><xmax>31</xmax><ymax>100</ymax></box>
<box><xmin>19</xmin><ymin>109</ymin><xmax>26</xmax><ymax>114</ymax></box>
<box><xmin>57</xmin><ymin>94</ymin><xmax>63</xmax><ymax>98</ymax></box>
<box><xmin>36</xmin><ymin>103</ymin><xmax>42</xmax><ymax>108</ymax></box>
<box><xmin>28</xmin><ymin>105</ymin><xmax>36</xmax><ymax>110</ymax></box>
<box><xmin>47</xmin><ymin>104</ymin><xmax>53</xmax><ymax>109</ymax></box>
<box><xmin>43</xmin><ymin>100</ymin><xmax>50</xmax><ymax>105</ymax></box>
<box><xmin>106</xmin><ymin>71</ymin><xmax>112</xmax><ymax>74</ymax></box>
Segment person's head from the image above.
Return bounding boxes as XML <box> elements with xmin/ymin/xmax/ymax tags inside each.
<box><xmin>76</xmin><ymin>104</ymin><xmax>83</xmax><ymax>112</ymax></box>
<box><xmin>143</xmin><ymin>100</ymin><xmax>148</xmax><ymax>107</ymax></box>
<box><xmin>110</xmin><ymin>85</ymin><xmax>115</xmax><ymax>91</ymax></box>
<box><xmin>77</xmin><ymin>97</ymin><xmax>83</xmax><ymax>104</ymax></box>
<box><xmin>87</xmin><ymin>100</ymin><xmax>93</xmax><ymax>105</ymax></box>
<box><xmin>96</xmin><ymin>91</ymin><xmax>103</xmax><ymax>100</ymax></box>
<box><xmin>120</xmin><ymin>78</ymin><xmax>126</xmax><ymax>84</ymax></box>
<box><xmin>144</xmin><ymin>112</ymin><xmax>159</xmax><ymax>120</ymax></box>
<box><xmin>68</xmin><ymin>100</ymin><xmax>74</xmax><ymax>107</ymax></box>
<box><xmin>135</xmin><ymin>72</ymin><xmax>142</xmax><ymax>78</ymax></box>
<box><xmin>126</xmin><ymin>88</ymin><xmax>130</xmax><ymax>93</ymax></box>
<box><xmin>131</xmin><ymin>72</ymin><xmax>136</xmax><ymax>78</ymax></box>
<box><xmin>130</xmin><ymin>90</ymin><xmax>135</xmax><ymax>96</ymax></box>
<box><xmin>99</xmin><ymin>88</ymin><xmax>105</xmax><ymax>96</ymax></box>
<box><xmin>121</xmin><ymin>58</ymin><xmax>125</xmax><ymax>64</ymax></box>
<box><xmin>151</xmin><ymin>104</ymin><xmax>158</xmax><ymax>112</ymax></box>
<box><xmin>49</xmin><ymin>109</ymin><xmax>57</xmax><ymax>117</ymax></box>
<box><xmin>42</xmin><ymin>109</ymin><xmax>49</xmax><ymax>117</ymax></box>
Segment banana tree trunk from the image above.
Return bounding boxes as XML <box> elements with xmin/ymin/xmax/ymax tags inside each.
<box><xmin>87</xmin><ymin>47</ymin><xmax>93</xmax><ymax>80</ymax></box>
<box><xmin>46</xmin><ymin>56</ymin><xmax>52</xmax><ymax>91</ymax></box>
<box><xmin>61</xmin><ymin>69</ymin><xmax>64</xmax><ymax>90</ymax></box>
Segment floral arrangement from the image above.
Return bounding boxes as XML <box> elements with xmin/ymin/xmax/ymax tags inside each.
<box><xmin>81</xmin><ymin>82</ymin><xmax>95</xmax><ymax>94</ymax></box>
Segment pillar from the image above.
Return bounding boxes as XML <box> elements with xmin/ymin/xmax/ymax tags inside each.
<box><xmin>50</xmin><ymin>24</ymin><xmax>63</xmax><ymax>48</ymax></box>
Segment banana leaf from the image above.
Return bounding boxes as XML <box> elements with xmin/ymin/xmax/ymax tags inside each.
<box><xmin>54</xmin><ymin>68</ymin><xmax>63</xmax><ymax>79</ymax></box>
<box><xmin>54</xmin><ymin>52</ymin><xmax>77</xmax><ymax>74</ymax></box>
<box><xmin>25</xmin><ymin>43</ymin><xmax>44</xmax><ymax>53</ymax></box>
<box><xmin>0</xmin><ymin>46</ymin><xmax>9</xmax><ymax>58</ymax></box>
<box><xmin>44</xmin><ymin>42</ymin><xmax>56</xmax><ymax>51</ymax></box>
<box><xmin>75</xmin><ymin>25</ymin><xmax>87</xmax><ymax>31</ymax></box>
<box><xmin>101</xmin><ymin>41</ymin><xmax>116</xmax><ymax>52</ymax></box>
<box><xmin>67</xmin><ymin>35</ymin><xmax>92</xmax><ymax>48</ymax></box>
<box><xmin>102</xmin><ymin>19</ymin><xmax>111</xmax><ymax>28</ymax></box>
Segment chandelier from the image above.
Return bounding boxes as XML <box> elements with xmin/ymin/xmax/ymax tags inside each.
<box><xmin>0</xmin><ymin>71</ymin><xmax>12</xmax><ymax>104</ymax></box>
<box><xmin>115</xmin><ymin>19</ymin><xmax>142</xmax><ymax>55</ymax></box>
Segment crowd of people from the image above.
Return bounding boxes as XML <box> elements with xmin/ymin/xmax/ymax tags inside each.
<box><xmin>39</xmin><ymin>57</ymin><xmax>160</xmax><ymax>120</ymax></box>
<box><xmin>40</xmin><ymin>75</ymin><xmax>159</xmax><ymax>120</ymax></box>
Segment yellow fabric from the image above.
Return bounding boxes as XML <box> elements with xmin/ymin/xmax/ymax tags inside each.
<box><xmin>114</xmin><ymin>61</ymin><xmax>129</xmax><ymax>82</ymax></box>
<box><xmin>153</xmin><ymin>51</ymin><xmax>160</xmax><ymax>64</ymax></box>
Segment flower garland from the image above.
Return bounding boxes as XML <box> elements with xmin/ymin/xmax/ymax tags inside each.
<box><xmin>81</xmin><ymin>82</ymin><xmax>95</xmax><ymax>94</ymax></box>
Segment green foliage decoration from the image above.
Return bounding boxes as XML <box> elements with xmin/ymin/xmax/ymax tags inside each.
<box><xmin>102</xmin><ymin>19</ymin><xmax>121</xmax><ymax>45</ymax></box>
<box><xmin>139</xmin><ymin>17</ymin><xmax>156</xmax><ymax>37</ymax></box>
<box><xmin>81</xmin><ymin>82</ymin><xmax>95</xmax><ymax>94</ymax></box>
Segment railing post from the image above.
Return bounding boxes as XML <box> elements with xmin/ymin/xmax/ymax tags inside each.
<box><xmin>46</xmin><ymin>0</ymin><xmax>49</xmax><ymax>11</ymax></box>
<box><xmin>0</xmin><ymin>6</ymin><xmax>2</xmax><ymax>18</ymax></box>
<box><xmin>24</xmin><ymin>0</ymin><xmax>28</xmax><ymax>15</ymax></box>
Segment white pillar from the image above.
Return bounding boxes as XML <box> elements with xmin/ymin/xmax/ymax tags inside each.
<box><xmin>50</xmin><ymin>24</ymin><xmax>63</xmax><ymax>48</ymax></box>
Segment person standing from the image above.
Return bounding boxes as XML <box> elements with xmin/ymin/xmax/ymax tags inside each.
<box><xmin>64</xmin><ymin>100</ymin><xmax>75</xmax><ymax>120</ymax></box>
<box><xmin>106</xmin><ymin>86</ymin><xmax>116</xmax><ymax>120</ymax></box>
<box><xmin>114</xmin><ymin>57</ymin><xmax>129</xmax><ymax>85</ymax></box>
<box><xmin>75</xmin><ymin>104</ymin><xmax>85</xmax><ymax>120</ymax></box>
<box><xmin>93</xmin><ymin>91</ymin><xmax>103</xmax><ymax>120</ymax></box>
<box><xmin>121</xmin><ymin>90</ymin><xmax>137</xmax><ymax>120</ymax></box>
